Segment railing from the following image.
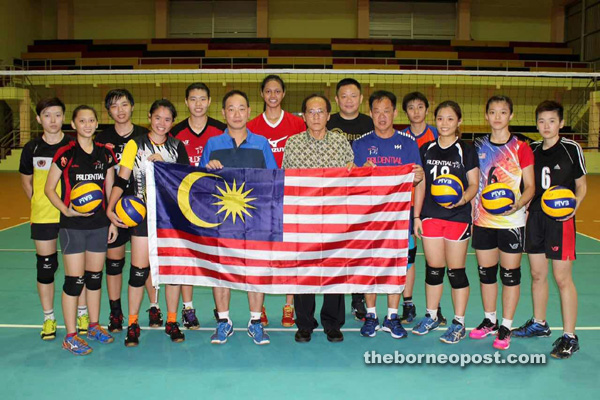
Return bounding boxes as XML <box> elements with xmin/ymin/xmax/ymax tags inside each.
<box><xmin>15</xmin><ymin>57</ymin><xmax>597</xmax><ymax>72</ymax></box>
<box><xmin>0</xmin><ymin>130</ymin><xmax>20</xmax><ymax>159</ymax></box>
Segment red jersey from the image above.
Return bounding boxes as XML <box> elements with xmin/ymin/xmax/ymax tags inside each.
<box><xmin>401</xmin><ymin>124</ymin><xmax>438</xmax><ymax>148</ymax></box>
<box><xmin>170</xmin><ymin>116</ymin><xmax>226</xmax><ymax>166</ymax></box>
<box><xmin>247</xmin><ymin>111</ymin><xmax>306</xmax><ymax>168</ymax></box>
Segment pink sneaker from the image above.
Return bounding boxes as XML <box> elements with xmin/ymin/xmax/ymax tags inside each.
<box><xmin>469</xmin><ymin>318</ymin><xmax>498</xmax><ymax>339</ymax></box>
<box><xmin>492</xmin><ymin>326</ymin><xmax>511</xmax><ymax>350</ymax></box>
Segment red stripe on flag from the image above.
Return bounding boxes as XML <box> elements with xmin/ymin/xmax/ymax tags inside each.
<box><xmin>159</xmin><ymin>265</ymin><xmax>407</xmax><ymax>286</ymax></box>
<box><xmin>284</xmin><ymin>182</ymin><xmax>413</xmax><ymax>197</ymax></box>
<box><xmin>282</xmin><ymin>220</ymin><xmax>409</xmax><ymax>233</ymax></box>
<box><xmin>284</xmin><ymin>165</ymin><xmax>414</xmax><ymax>178</ymax></box>
<box><xmin>284</xmin><ymin>201</ymin><xmax>410</xmax><ymax>215</ymax></box>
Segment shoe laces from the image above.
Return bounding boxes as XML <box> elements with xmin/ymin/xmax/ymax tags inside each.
<box><xmin>217</xmin><ymin>321</ymin><xmax>231</xmax><ymax>335</ymax></box>
<box><xmin>183</xmin><ymin>309</ymin><xmax>198</xmax><ymax>322</ymax></box>
<box><xmin>283</xmin><ymin>306</ymin><xmax>294</xmax><ymax>318</ymax></box>
<box><xmin>476</xmin><ymin>318</ymin><xmax>493</xmax><ymax>330</ymax></box>
<box><xmin>497</xmin><ymin>326</ymin><xmax>510</xmax><ymax>340</ymax></box>
<box><xmin>364</xmin><ymin>315</ymin><xmax>378</xmax><ymax>329</ymax></box>
<box><xmin>128</xmin><ymin>324</ymin><xmax>140</xmax><ymax>337</ymax></box>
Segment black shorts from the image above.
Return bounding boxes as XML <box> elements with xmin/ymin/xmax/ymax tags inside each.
<box><xmin>472</xmin><ymin>225</ymin><xmax>525</xmax><ymax>254</ymax></box>
<box><xmin>130</xmin><ymin>218</ymin><xmax>148</xmax><ymax>238</ymax></box>
<box><xmin>30</xmin><ymin>223</ymin><xmax>59</xmax><ymax>241</ymax></box>
<box><xmin>108</xmin><ymin>226</ymin><xmax>131</xmax><ymax>249</ymax></box>
<box><xmin>59</xmin><ymin>227</ymin><xmax>109</xmax><ymax>255</ymax></box>
<box><xmin>525</xmin><ymin>211</ymin><xmax>576</xmax><ymax>261</ymax></box>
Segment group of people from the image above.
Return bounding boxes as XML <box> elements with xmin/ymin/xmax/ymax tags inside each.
<box><xmin>19</xmin><ymin>75</ymin><xmax>586</xmax><ymax>359</ymax></box>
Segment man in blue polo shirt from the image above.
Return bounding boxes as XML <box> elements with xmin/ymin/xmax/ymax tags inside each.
<box><xmin>201</xmin><ymin>90</ymin><xmax>277</xmax><ymax>345</ymax></box>
<box><xmin>352</xmin><ymin>90</ymin><xmax>425</xmax><ymax>340</ymax></box>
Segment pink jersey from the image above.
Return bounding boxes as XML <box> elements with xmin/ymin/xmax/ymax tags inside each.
<box><xmin>247</xmin><ymin>111</ymin><xmax>306</xmax><ymax>168</ymax></box>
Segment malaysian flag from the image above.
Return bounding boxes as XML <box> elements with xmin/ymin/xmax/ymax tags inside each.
<box><xmin>147</xmin><ymin>162</ymin><xmax>414</xmax><ymax>294</ymax></box>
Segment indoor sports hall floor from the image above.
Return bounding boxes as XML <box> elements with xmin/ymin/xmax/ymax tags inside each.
<box><xmin>1</xmin><ymin>172</ymin><xmax>598</xmax><ymax>399</ymax></box>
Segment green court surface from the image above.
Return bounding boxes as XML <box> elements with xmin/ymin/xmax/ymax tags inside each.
<box><xmin>1</xmin><ymin>222</ymin><xmax>598</xmax><ymax>399</ymax></box>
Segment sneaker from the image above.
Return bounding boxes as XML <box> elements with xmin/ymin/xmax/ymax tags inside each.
<box><xmin>440</xmin><ymin>320</ymin><xmax>467</xmax><ymax>344</ymax></box>
<box><xmin>437</xmin><ymin>307</ymin><xmax>447</xmax><ymax>326</ymax></box>
<box><xmin>360</xmin><ymin>313</ymin><xmax>380</xmax><ymax>337</ymax></box>
<box><xmin>351</xmin><ymin>298</ymin><xmax>367</xmax><ymax>321</ymax></box>
<box><xmin>382</xmin><ymin>314</ymin><xmax>408</xmax><ymax>339</ymax></box>
<box><xmin>62</xmin><ymin>335</ymin><xmax>93</xmax><ymax>356</ymax></box>
<box><xmin>77</xmin><ymin>314</ymin><xmax>90</xmax><ymax>335</ymax></box>
<box><xmin>211</xmin><ymin>319</ymin><xmax>234</xmax><ymax>344</ymax></box>
<box><xmin>41</xmin><ymin>319</ymin><xmax>57</xmax><ymax>341</ymax></box>
<box><xmin>469</xmin><ymin>318</ymin><xmax>499</xmax><ymax>339</ymax></box>
<box><xmin>551</xmin><ymin>334</ymin><xmax>580</xmax><ymax>359</ymax></box>
<box><xmin>124</xmin><ymin>323</ymin><xmax>141</xmax><ymax>347</ymax></box>
<box><xmin>165</xmin><ymin>321</ymin><xmax>185</xmax><ymax>342</ymax></box>
<box><xmin>148</xmin><ymin>306</ymin><xmax>163</xmax><ymax>328</ymax></box>
<box><xmin>181</xmin><ymin>308</ymin><xmax>200</xmax><ymax>330</ymax></box>
<box><xmin>108</xmin><ymin>311</ymin><xmax>123</xmax><ymax>333</ymax></box>
<box><xmin>87</xmin><ymin>324</ymin><xmax>115</xmax><ymax>344</ymax></box>
<box><xmin>261</xmin><ymin>306</ymin><xmax>269</xmax><ymax>327</ymax></box>
<box><xmin>493</xmin><ymin>325</ymin><xmax>512</xmax><ymax>350</ymax></box>
<box><xmin>248</xmin><ymin>319</ymin><xmax>270</xmax><ymax>345</ymax></box>
<box><xmin>401</xmin><ymin>303</ymin><xmax>416</xmax><ymax>323</ymax></box>
<box><xmin>412</xmin><ymin>314</ymin><xmax>441</xmax><ymax>336</ymax></box>
<box><xmin>281</xmin><ymin>304</ymin><xmax>295</xmax><ymax>327</ymax></box>
<box><xmin>512</xmin><ymin>318</ymin><xmax>551</xmax><ymax>338</ymax></box>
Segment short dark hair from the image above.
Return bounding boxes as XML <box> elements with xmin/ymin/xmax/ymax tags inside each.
<box><xmin>149</xmin><ymin>99</ymin><xmax>177</xmax><ymax>120</ymax></box>
<box><xmin>222</xmin><ymin>90</ymin><xmax>249</xmax><ymax>109</ymax></box>
<box><xmin>434</xmin><ymin>100</ymin><xmax>462</xmax><ymax>120</ymax></box>
<box><xmin>486</xmin><ymin>95</ymin><xmax>514</xmax><ymax>114</ymax></box>
<box><xmin>104</xmin><ymin>89</ymin><xmax>134</xmax><ymax>111</ymax></box>
<box><xmin>261</xmin><ymin>74</ymin><xmax>286</xmax><ymax>92</ymax></box>
<box><xmin>336</xmin><ymin>78</ymin><xmax>361</xmax><ymax>94</ymax></box>
<box><xmin>72</xmin><ymin>105</ymin><xmax>98</xmax><ymax>121</ymax></box>
<box><xmin>369</xmin><ymin>90</ymin><xmax>397</xmax><ymax>110</ymax></box>
<box><xmin>36</xmin><ymin>97</ymin><xmax>65</xmax><ymax>116</ymax></box>
<box><xmin>301</xmin><ymin>94</ymin><xmax>331</xmax><ymax>113</ymax></box>
<box><xmin>535</xmin><ymin>100</ymin><xmax>563</xmax><ymax>121</ymax></box>
<box><xmin>401</xmin><ymin>92</ymin><xmax>429</xmax><ymax>112</ymax></box>
<box><xmin>186</xmin><ymin>82</ymin><xmax>210</xmax><ymax>99</ymax></box>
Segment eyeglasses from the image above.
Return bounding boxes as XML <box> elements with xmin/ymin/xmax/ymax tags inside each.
<box><xmin>305</xmin><ymin>109</ymin><xmax>326</xmax><ymax>117</ymax></box>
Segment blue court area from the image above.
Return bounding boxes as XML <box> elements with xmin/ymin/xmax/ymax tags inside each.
<box><xmin>1</xmin><ymin>221</ymin><xmax>599</xmax><ymax>399</ymax></box>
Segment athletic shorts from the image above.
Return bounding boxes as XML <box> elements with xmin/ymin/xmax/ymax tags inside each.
<box><xmin>525</xmin><ymin>211</ymin><xmax>576</xmax><ymax>261</ymax></box>
<box><xmin>108</xmin><ymin>226</ymin><xmax>131</xmax><ymax>249</ymax></box>
<box><xmin>31</xmin><ymin>223</ymin><xmax>59</xmax><ymax>241</ymax></box>
<box><xmin>59</xmin><ymin>227</ymin><xmax>109</xmax><ymax>255</ymax></box>
<box><xmin>130</xmin><ymin>218</ymin><xmax>147</xmax><ymax>238</ymax></box>
<box><xmin>472</xmin><ymin>226</ymin><xmax>525</xmax><ymax>254</ymax></box>
<box><xmin>422</xmin><ymin>218</ymin><xmax>471</xmax><ymax>242</ymax></box>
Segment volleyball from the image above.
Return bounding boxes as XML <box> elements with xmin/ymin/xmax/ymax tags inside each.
<box><xmin>70</xmin><ymin>182</ymin><xmax>103</xmax><ymax>214</ymax></box>
<box><xmin>431</xmin><ymin>174</ymin><xmax>464</xmax><ymax>207</ymax></box>
<box><xmin>542</xmin><ymin>186</ymin><xmax>576</xmax><ymax>219</ymax></box>
<box><xmin>115</xmin><ymin>196</ymin><xmax>146</xmax><ymax>227</ymax></box>
<box><xmin>481</xmin><ymin>183</ymin><xmax>516</xmax><ymax>214</ymax></box>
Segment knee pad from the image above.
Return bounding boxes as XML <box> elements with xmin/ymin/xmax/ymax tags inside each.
<box><xmin>106</xmin><ymin>258</ymin><xmax>125</xmax><ymax>276</ymax></box>
<box><xmin>84</xmin><ymin>270</ymin><xmax>103</xmax><ymax>291</ymax></box>
<box><xmin>447</xmin><ymin>268</ymin><xmax>469</xmax><ymax>289</ymax></box>
<box><xmin>478</xmin><ymin>264</ymin><xmax>498</xmax><ymax>284</ymax></box>
<box><xmin>500</xmin><ymin>266</ymin><xmax>521</xmax><ymax>287</ymax></box>
<box><xmin>408</xmin><ymin>246</ymin><xmax>417</xmax><ymax>265</ymax></box>
<box><xmin>128</xmin><ymin>265</ymin><xmax>149</xmax><ymax>288</ymax></box>
<box><xmin>36</xmin><ymin>253</ymin><xmax>59</xmax><ymax>284</ymax></box>
<box><xmin>425</xmin><ymin>264</ymin><xmax>445</xmax><ymax>286</ymax></box>
<box><xmin>63</xmin><ymin>276</ymin><xmax>85</xmax><ymax>297</ymax></box>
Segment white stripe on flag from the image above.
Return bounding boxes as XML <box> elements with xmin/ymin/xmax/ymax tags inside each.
<box><xmin>283</xmin><ymin>192</ymin><xmax>411</xmax><ymax>205</ymax></box>
<box><xmin>283</xmin><ymin>210</ymin><xmax>410</xmax><ymax>224</ymax></box>
<box><xmin>284</xmin><ymin>174</ymin><xmax>413</xmax><ymax>187</ymax></box>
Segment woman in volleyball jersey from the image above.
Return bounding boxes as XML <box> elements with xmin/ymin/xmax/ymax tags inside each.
<box><xmin>247</xmin><ymin>74</ymin><xmax>305</xmax><ymax>327</ymax></box>
<box><xmin>106</xmin><ymin>99</ymin><xmax>190</xmax><ymax>347</ymax></box>
<box><xmin>412</xmin><ymin>101</ymin><xmax>479</xmax><ymax>344</ymax></box>
<box><xmin>45</xmin><ymin>105</ymin><xmax>118</xmax><ymax>355</ymax></box>
<box><xmin>95</xmin><ymin>89</ymin><xmax>151</xmax><ymax>332</ymax></box>
<box><xmin>514</xmin><ymin>101</ymin><xmax>587</xmax><ymax>359</ymax></box>
<box><xmin>469</xmin><ymin>96</ymin><xmax>535</xmax><ymax>351</ymax></box>
<box><xmin>19</xmin><ymin>97</ymin><xmax>88</xmax><ymax>341</ymax></box>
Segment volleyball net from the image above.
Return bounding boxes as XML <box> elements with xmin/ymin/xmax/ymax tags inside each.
<box><xmin>0</xmin><ymin>69</ymin><xmax>598</xmax><ymax>148</ymax></box>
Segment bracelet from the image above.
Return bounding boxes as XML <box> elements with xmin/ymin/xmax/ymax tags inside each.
<box><xmin>414</xmin><ymin>216</ymin><xmax>421</xmax><ymax>219</ymax></box>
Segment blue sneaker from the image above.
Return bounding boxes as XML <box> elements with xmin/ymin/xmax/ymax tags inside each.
<box><xmin>247</xmin><ymin>319</ymin><xmax>270</xmax><ymax>345</ymax></box>
<box><xmin>360</xmin><ymin>313</ymin><xmax>380</xmax><ymax>337</ymax></box>
<box><xmin>512</xmin><ymin>318</ymin><xmax>551</xmax><ymax>338</ymax></box>
<box><xmin>211</xmin><ymin>319</ymin><xmax>234</xmax><ymax>344</ymax></box>
<box><xmin>439</xmin><ymin>320</ymin><xmax>466</xmax><ymax>344</ymax></box>
<box><xmin>62</xmin><ymin>335</ymin><xmax>92</xmax><ymax>356</ymax></box>
<box><xmin>412</xmin><ymin>314</ymin><xmax>441</xmax><ymax>336</ymax></box>
<box><xmin>382</xmin><ymin>314</ymin><xmax>407</xmax><ymax>339</ymax></box>
<box><xmin>87</xmin><ymin>324</ymin><xmax>114</xmax><ymax>344</ymax></box>
<box><xmin>401</xmin><ymin>303</ymin><xmax>416</xmax><ymax>323</ymax></box>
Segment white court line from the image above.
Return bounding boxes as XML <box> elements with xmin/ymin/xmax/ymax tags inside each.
<box><xmin>1</xmin><ymin>324</ymin><xmax>599</xmax><ymax>332</ymax></box>
<box><xmin>0</xmin><ymin>221</ymin><xmax>28</xmax><ymax>232</ymax></box>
